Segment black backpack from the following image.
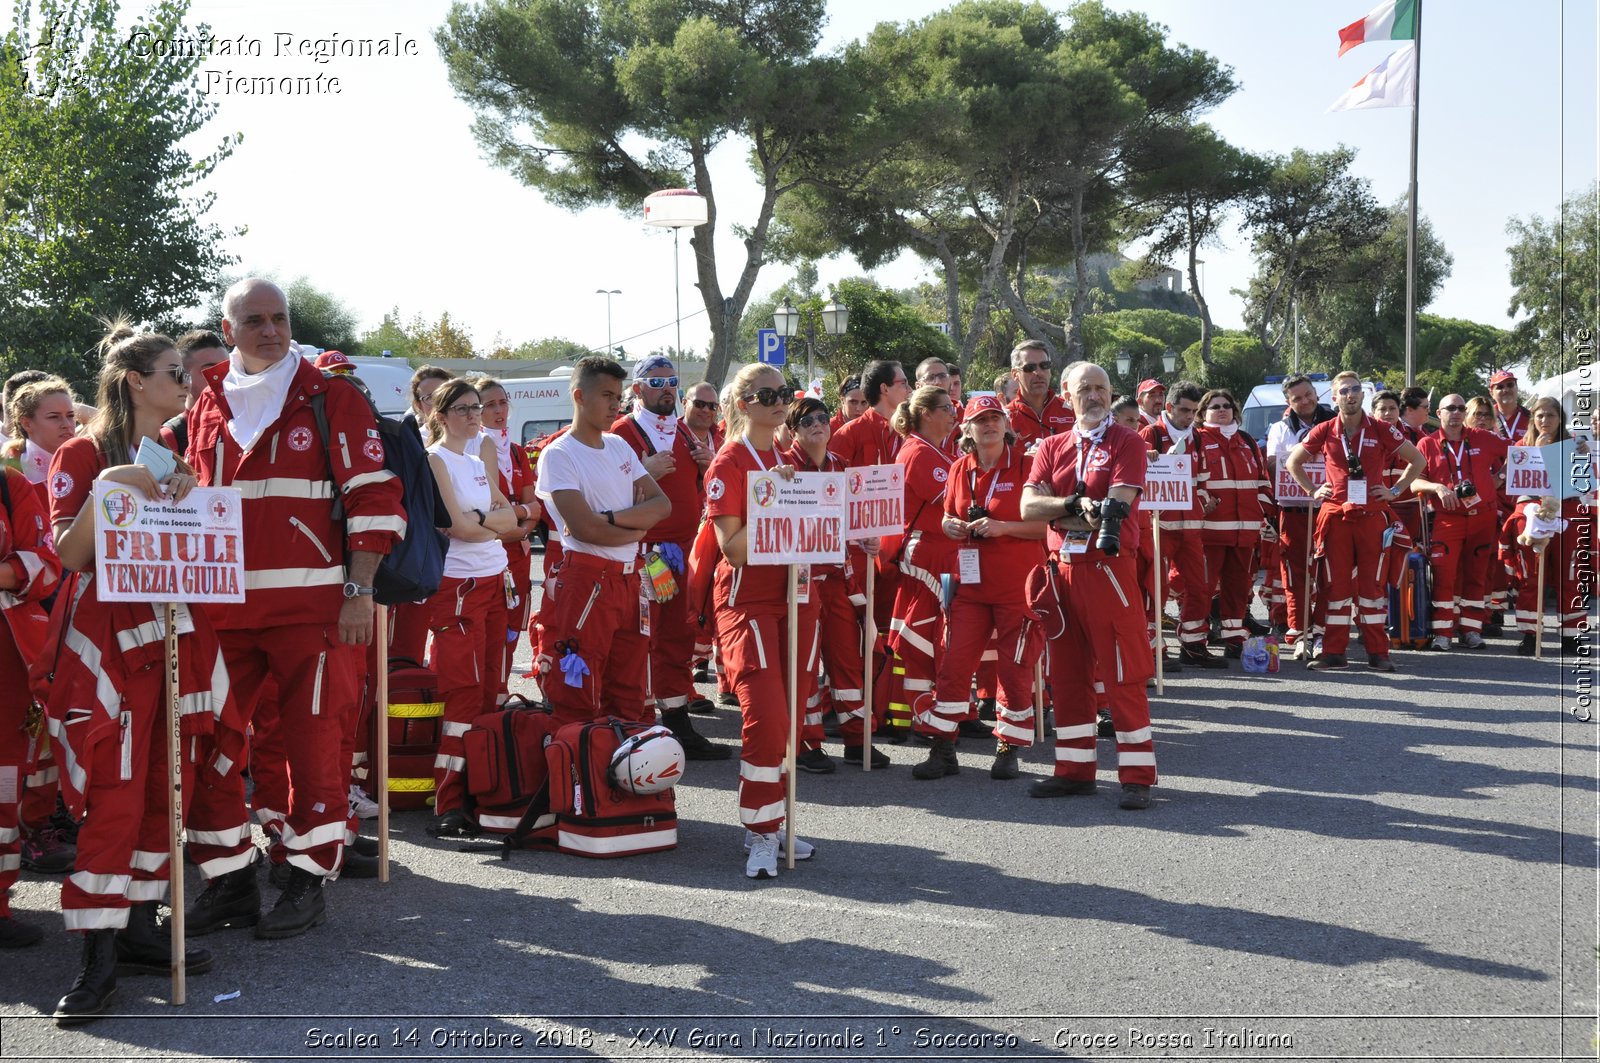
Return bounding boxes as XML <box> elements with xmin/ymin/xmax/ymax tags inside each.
<box><xmin>309</xmin><ymin>377</ymin><xmax>450</xmax><ymax>606</ymax></box>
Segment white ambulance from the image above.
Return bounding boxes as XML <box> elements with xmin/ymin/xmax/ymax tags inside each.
<box><xmin>501</xmin><ymin>370</ymin><xmax>576</xmax><ymax>444</ymax></box>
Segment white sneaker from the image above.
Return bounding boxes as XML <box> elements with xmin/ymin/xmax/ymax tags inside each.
<box><xmin>1430</xmin><ymin>635</ymin><xmax>1451</xmax><ymax>651</ymax></box>
<box><xmin>349</xmin><ymin>785</ymin><xmax>380</xmax><ymax>819</ymax></box>
<box><xmin>1461</xmin><ymin>631</ymin><xmax>1486</xmax><ymax>648</ymax></box>
<box><xmin>744</xmin><ymin>828</ymin><xmax>813</xmax><ymax>861</ymax></box>
<box><xmin>745</xmin><ymin>833</ymin><xmax>779</xmax><ymax>879</ymax></box>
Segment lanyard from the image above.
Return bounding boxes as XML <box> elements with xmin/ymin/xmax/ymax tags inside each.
<box><xmin>911</xmin><ymin>432</ymin><xmax>950</xmax><ymax>459</ymax></box>
<box><xmin>1442</xmin><ymin>436</ymin><xmax>1468</xmax><ymax>481</ymax></box>
<box><xmin>1339</xmin><ymin>424</ymin><xmax>1366</xmax><ymax>467</ymax></box>
<box><xmin>1497</xmin><ymin>408</ymin><xmax>1524</xmax><ymax>441</ymax></box>
<box><xmin>1074</xmin><ymin>428</ymin><xmax>1105</xmax><ymax>484</ymax></box>
<box><xmin>968</xmin><ymin>446</ymin><xmax>1010</xmax><ymax>511</ymax></box>
<box><xmin>741</xmin><ymin>438</ymin><xmax>775</xmax><ymax>471</ymax></box>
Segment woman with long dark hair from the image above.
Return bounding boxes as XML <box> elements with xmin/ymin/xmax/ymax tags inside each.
<box><xmin>1509</xmin><ymin>397</ymin><xmax>1589</xmax><ymax>653</ymax></box>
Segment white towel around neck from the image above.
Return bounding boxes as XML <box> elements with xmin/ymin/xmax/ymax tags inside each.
<box><xmin>222</xmin><ymin>346</ymin><xmax>303</xmax><ymax>452</ymax></box>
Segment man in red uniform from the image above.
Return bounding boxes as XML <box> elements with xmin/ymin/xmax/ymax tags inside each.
<box><xmin>1266</xmin><ymin>375</ymin><xmax>1334</xmax><ymax>654</ymax></box>
<box><xmin>1022</xmin><ymin>362</ymin><xmax>1155</xmax><ymax>810</ymax></box>
<box><xmin>1140</xmin><ymin>381</ymin><xmax>1214</xmax><ymax>668</ymax></box>
<box><xmin>1413</xmin><ymin>394</ymin><xmax>1506</xmax><ymax>650</ymax></box>
<box><xmin>1135</xmin><ymin>379</ymin><xmax>1166</xmax><ymax>429</ymax></box>
<box><xmin>1287</xmin><ymin>371</ymin><xmax>1425</xmax><ymax>672</ymax></box>
<box><xmin>184</xmin><ymin>279</ymin><xmax>406</xmax><ymax>939</ymax></box>
<box><xmin>1006</xmin><ymin>340</ymin><xmax>1074</xmax><ymax>448</ymax></box>
<box><xmin>1487</xmin><ymin>369</ymin><xmax>1531</xmax><ymax>630</ymax></box>
<box><xmin>610</xmin><ymin>357</ymin><xmax>728</xmax><ymax>759</ymax></box>
<box><xmin>536</xmin><ymin>357</ymin><xmax>670</xmax><ymax>724</ymax></box>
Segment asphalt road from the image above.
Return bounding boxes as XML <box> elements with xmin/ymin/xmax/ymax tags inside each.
<box><xmin>2</xmin><ymin>617</ymin><xmax>1595</xmax><ymax>1062</ymax></box>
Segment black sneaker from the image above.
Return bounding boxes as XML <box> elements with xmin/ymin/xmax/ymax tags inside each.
<box><xmin>957</xmin><ymin>717</ymin><xmax>991</xmax><ymax>739</ymax></box>
<box><xmin>718</xmin><ymin>691</ymin><xmax>739</xmax><ymax>706</ymax></box>
<box><xmin>1179</xmin><ymin>646</ymin><xmax>1227</xmax><ymax>669</ymax></box>
<box><xmin>665</xmin><ymin>711</ymin><xmax>732</xmax><ymax>761</ymax></box>
<box><xmin>911</xmin><ymin>738</ymin><xmax>959</xmax><ymax>780</ymax></box>
<box><xmin>426</xmin><ymin>809</ymin><xmax>480</xmax><ymax>838</ymax></box>
<box><xmin>340</xmin><ymin>850</ymin><xmax>380</xmax><ymax>878</ymax></box>
<box><xmin>115</xmin><ymin>902</ymin><xmax>214</xmax><ymax>976</ymax></box>
<box><xmin>1029</xmin><ymin>776</ymin><xmax>1096</xmax><ymax>798</ymax></box>
<box><xmin>842</xmin><ymin>745</ymin><xmax>891</xmax><ymax>769</ymax></box>
<box><xmin>693</xmin><ymin>663</ymin><xmax>713</xmax><ymax>684</ymax></box>
<box><xmin>350</xmin><ymin>834</ymin><xmax>379</xmax><ymax>858</ymax></box>
<box><xmin>1517</xmin><ymin>633</ymin><xmax>1537</xmax><ymax>656</ymax></box>
<box><xmin>686</xmin><ymin>697</ymin><xmax>716</xmax><ymax>715</ymax></box>
<box><xmin>796</xmin><ymin>748</ymin><xmax>836</xmax><ymax>774</ymax></box>
<box><xmin>1119</xmin><ymin>783</ymin><xmax>1152</xmax><ymax>810</ymax></box>
<box><xmin>1223</xmin><ymin>642</ymin><xmax>1243</xmax><ymax>660</ymax></box>
<box><xmin>186</xmin><ymin>863</ymin><xmax>261</xmax><ymax>936</ymax></box>
<box><xmin>1368</xmin><ymin>656</ymin><xmax>1396</xmax><ymax>673</ymax></box>
<box><xmin>254</xmin><ymin>867</ymin><xmax>327</xmax><ymax>940</ymax></box>
<box><xmin>0</xmin><ymin>916</ymin><xmax>42</xmax><ymax>949</ymax></box>
<box><xmin>1307</xmin><ymin>653</ymin><xmax>1348</xmax><ymax>671</ymax></box>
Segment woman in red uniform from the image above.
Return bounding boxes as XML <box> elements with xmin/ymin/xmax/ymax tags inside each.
<box><xmin>0</xmin><ymin>460</ymin><xmax>61</xmax><ymax>948</ymax></box>
<box><xmin>887</xmin><ymin>387</ymin><xmax>957</xmax><ymax>761</ymax></box>
<box><xmin>923</xmin><ymin>395</ymin><xmax>1046</xmax><ymax>781</ymax></box>
<box><xmin>1510</xmin><ymin>398</ymin><xmax>1590</xmax><ymax>653</ymax></box>
<box><xmin>5</xmin><ymin>376</ymin><xmax>78</xmax><ymax>505</ymax></box>
<box><xmin>43</xmin><ymin>322</ymin><xmax>243</xmax><ymax>1024</ymax></box>
<box><xmin>782</xmin><ymin>396</ymin><xmax>888</xmax><ymax>771</ymax></box>
<box><xmin>706</xmin><ymin>364</ymin><xmax>821</xmax><ymax>879</ymax></box>
<box><xmin>423</xmin><ymin>378</ymin><xmax>517</xmax><ymax>837</ymax></box>
<box><xmin>472</xmin><ymin>376</ymin><xmax>542</xmax><ymax>697</ymax></box>
<box><xmin>1196</xmin><ymin>388</ymin><xmax>1271</xmax><ymax>659</ymax></box>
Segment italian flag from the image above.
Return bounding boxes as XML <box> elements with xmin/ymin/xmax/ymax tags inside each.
<box><xmin>1337</xmin><ymin>0</ymin><xmax>1418</xmax><ymax>56</ymax></box>
<box><xmin>1327</xmin><ymin>43</ymin><xmax>1416</xmax><ymax>112</ymax></box>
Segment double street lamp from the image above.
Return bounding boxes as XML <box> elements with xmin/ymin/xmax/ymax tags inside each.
<box><xmin>772</xmin><ymin>293</ymin><xmax>849</xmax><ymax>382</ymax></box>
<box><xmin>596</xmin><ymin>288</ymin><xmax>621</xmax><ymax>356</ymax></box>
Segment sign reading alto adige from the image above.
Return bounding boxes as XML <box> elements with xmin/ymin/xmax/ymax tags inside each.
<box><xmin>747</xmin><ymin>472</ymin><xmax>846</xmax><ymax>565</ymax></box>
<box><xmin>94</xmin><ymin>483</ymin><xmax>246</xmax><ymax>603</ymax></box>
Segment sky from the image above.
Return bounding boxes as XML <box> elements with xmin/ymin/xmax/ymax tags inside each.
<box><xmin>12</xmin><ymin>0</ymin><xmax>1597</xmax><ymax>361</ymax></box>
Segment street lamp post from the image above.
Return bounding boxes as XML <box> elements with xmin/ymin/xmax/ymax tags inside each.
<box><xmin>596</xmin><ymin>288</ymin><xmax>621</xmax><ymax>356</ymax></box>
<box><xmin>1162</xmin><ymin>346</ymin><xmax>1178</xmax><ymax>374</ymax></box>
<box><xmin>773</xmin><ymin>292</ymin><xmax>849</xmax><ymax>384</ymax></box>
<box><xmin>1115</xmin><ymin>348</ymin><xmax>1132</xmax><ymax>383</ymax></box>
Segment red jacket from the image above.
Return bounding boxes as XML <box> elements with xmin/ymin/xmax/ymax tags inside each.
<box><xmin>611</xmin><ymin>413</ymin><xmax>704</xmax><ymax>544</ymax></box>
<box><xmin>186</xmin><ymin>358</ymin><xmax>405</xmax><ymax>629</ymax></box>
<box><xmin>1006</xmin><ymin>394</ymin><xmax>1075</xmax><ymax>449</ymax></box>
<box><xmin>831</xmin><ymin>407</ymin><xmax>901</xmax><ymax>468</ymax></box>
<box><xmin>1139</xmin><ymin>420</ymin><xmax>1208</xmax><ymax>533</ymax></box>
<box><xmin>1196</xmin><ymin>427</ymin><xmax>1271</xmax><ymax>547</ymax></box>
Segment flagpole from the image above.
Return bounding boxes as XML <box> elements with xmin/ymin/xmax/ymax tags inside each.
<box><xmin>1403</xmin><ymin>1</ymin><xmax>1422</xmax><ymax>387</ymax></box>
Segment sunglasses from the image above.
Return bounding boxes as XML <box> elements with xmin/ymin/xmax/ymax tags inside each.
<box><xmin>795</xmin><ymin>412</ymin><xmax>830</xmax><ymax>430</ymax></box>
<box><xmin>1440</xmin><ymin>404</ymin><xmax>1466</xmax><ymax>413</ymax></box>
<box><xmin>1207</xmin><ymin>403</ymin><xmax>1234</xmax><ymax>411</ymax></box>
<box><xmin>640</xmin><ymin>376</ymin><xmax>679</xmax><ymax>390</ymax></box>
<box><xmin>446</xmin><ymin>403</ymin><xmax>485</xmax><ymax>416</ymax></box>
<box><xmin>1336</xmin><ymin>386</ymin><xmax>1363</xmax><ymax>395</ymax></box>
<box><xmin>1020</xmin><ymin>362</ymin><xmax>1052</xmax><ymax>374</ymax></box>
<box><xmin>140</xmin><ymin>366</ymin><xmax>190</xmax><ymax>386</ymax></box>
<box><xmin>1491</xmin><ymin>382</ymin><xmax>1516</xmax><ymax>390</ymax></box>
<box><xmin>690</xmin><ymin>399</ymin><xmax>719</xmax><ymax>411</ymax></box>
<box><xmin>743</xmin><ymin>388</ymin><xmax>786</xmax><ymax>407</ymax></box>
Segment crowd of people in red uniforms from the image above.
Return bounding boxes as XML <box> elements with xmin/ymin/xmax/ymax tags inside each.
<box><xmin>0</xmin><ymin>280</ymin><xmax>1592</xmax><ymax>1014</ymax></box>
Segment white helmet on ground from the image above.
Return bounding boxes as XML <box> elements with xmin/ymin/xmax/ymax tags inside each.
<box><xmin>610</xmin><ymin>726</ymin><xmax>686</xmax><ymax>795</ymax></box>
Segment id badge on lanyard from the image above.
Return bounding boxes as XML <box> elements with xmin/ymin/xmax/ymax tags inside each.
<box><xmin>795</xmin><ymin>563</ymin><xmax>812</xmax><ymax>604</ymax></box>
<box><xmin>638</xmin><ymin>572</ymin><xmax>652</xmax><ymax>637</ymax></box>
<box><xmin>1346</xmin><ymin>479</ymin><xmax>1368</xmax><ymax>506</ymax></box>
<box><xmin>958</xmin><ymin>547</ymin><xmax>981</xmax><ymax>583</ymax></box>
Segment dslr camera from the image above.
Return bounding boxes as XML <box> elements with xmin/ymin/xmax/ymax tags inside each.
<box><xmin>966</xmin><ymin>504</ymin><xmax>989</xmax><ymax>538</ymax></box>
<box><xmin>1455</xmin><ymin>480</ymin><xmax>1477</xmax><ymax>500</ymax></box>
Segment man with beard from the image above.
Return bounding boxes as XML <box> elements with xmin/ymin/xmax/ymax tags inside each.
<box><xmin>1265</xmin><ymin>376</ymin><xmax>1335</xmax><ymax>655</ymax></box>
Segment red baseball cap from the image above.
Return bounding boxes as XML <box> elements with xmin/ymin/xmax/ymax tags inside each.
<box><xmin>315</xmin><ymin>350</ymin><xmax>354</xmax><ymax>373</ymax></box>
<box><xmin>1489</xmin><ymin>370</ymin><xmax>1516</xmax><ymax>386</ymax></box>
<box><xmin>965</xmin><ymin>394</ymin><xmax>1008</xmax><ymax>418</ymax></box>
<box><xmin>1136</xmin><ymin>378</ymin><xmax>1166</xmax><ymax>397</ymax></box>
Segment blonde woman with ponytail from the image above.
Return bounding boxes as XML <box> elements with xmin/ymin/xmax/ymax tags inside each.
<box><xmin>704</xmin><ymin>363</ymin><xmax>821</xmax><ymax>880</ymax></box>
<box><xmin>43</xmin><ymin>320</ymin><xmax>243</xmax><ymax>1025</ymax></box>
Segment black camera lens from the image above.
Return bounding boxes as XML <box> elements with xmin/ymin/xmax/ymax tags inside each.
<box><xmin>966</xmin><ymin>505</ymin><xmax>988</xmax><ymax>522</ymax></box>
<box><xmin>1347</xmin><ymin>455</ymin><xmax>1365</xmax><ymax>480</ymax></box>
<box><xmin>1456</xmin><ymin>480</ymin><xmax>1477</xmax><ymax>499</ymax></box>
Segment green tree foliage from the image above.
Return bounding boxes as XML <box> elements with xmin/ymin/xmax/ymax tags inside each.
<box><xmin>1409</xmin><ymin>315</ymin><xmax>1509</xmax><ymax>399</ymax></box>
<box><xmin>435</xmin><ymin>0</ymin><xmax>856</xmax><ymax>386</ymax></box>
<box><xmin>280</xmin><ymin>278</ymin><xmax>363</xmax><ymax>353</ymax></box>
<box><xmin>1178</xmin><ymin>331</ymin><xmax>1272</xmax><ymax>399</ymax></box>
<box><xmin>1286</xmin><ymin>204</ymin><xmax>1452</xmax><ymax>380</ymax></box>
<box><xmin>362</xmin><ymin>308</ymin><xmax>417</xmax><ymax>362</ymax></box>
<box><xmin>1505</xmin><ymin>183</ymin><xmax>1599</xmax><ymax>379</ymax></box>
<box><xmin>0</xmin><ymin>0</ymin><xmax>238</xmax><ymax>397</ymax></box>
<box><xmin>1241</xmin><ymin>146</ymin><xmax>1387</xmax><ymax>361</ymax></box>
<box><xmin>412</xmin><ymin>312</ymin><xmax>476</xmax><ymax>360</ymax></box>
<box><xmin>512</xmin><ymin>336</ymin><xmax>592</xmax><ymax>363</ymax></box>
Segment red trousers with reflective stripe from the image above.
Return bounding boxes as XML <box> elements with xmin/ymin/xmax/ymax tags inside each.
<box><xmin>428</xmin><ymin>574</ymin><xmax>509</xmax><ymax>814</ymax></box>
<box><xmin>716</xmin><ymin>603</ymin><xmax>819</xmax><ymax>834</ymax></box>
<box><xmin>1204</xmin><ymin>543</ymin><xmax>1254</xmax><ymax>646</ymax></box>
<box><xmin>1512</xmin><ymin>509</ymin><xmax>1589</xmax><ymax>637</ymax></box>
<box><xmin>935</xmin><ymin>582</ymin><xmax>1036</xmax><ymax>747</ymax></box>
<box><xmin>1314</xmin><ymin>507</ymin><xmax>1390</xmax><ymax>658</ymax></box>
<box><xmin>0</xmin><ymin>638</ymin><xmax>28</xmax><ymax>917</ymax></box>
<box><xmin>389</xmin><ymin>599</ymin><xmax>430</xmax><ymax>666</ymax></box>
<box><xmin>190</xmin><ymin>625</ymin><xmax>358</xmax><ymax>880</ymax></box>
<box><xmin>811</xmin><ymin>573</ymin><xmax>868</xmax><ymax>743</ymax></box>
<box><xmin>1162</xmin><ymin>528</ymin><xmax>1211</xmax><ymax>649</ymax></box>
<box><xmin>1046</xmin><ymin>556</ymin><xmax>1156</xmax><ymax>786</ymax></box>
<box><xmin>1279</xmin><ymin>505</ymin><xmax>1320</xmax><ymax>637</ymax></box>
<box><xmin>60</xmin><ymin>663</ymin><xmax>194</xmax><ymax>931</ymax></box>
<box><xmin>501</xmin><ymin>547</ymin><xmax>532</xmax><ymax>695</ymax></box>
<box><xmin>646</xmin><ymin>538</ymin><xmax>697</xmax><ymax>712</ymax></box>
<box><xmin>529</xmin><ymin>539</ymin><xmax>564</xmax><ymax>683</ymax></box>
<box><xmin>1429</xmin><ymin>521</ymin><xmax>1496</xmax><ymax>637</ymax></box>
<box><xmin>540</xmin><ymin>551</ymin><xmax>650</xmax><ymax>727</ymax></box>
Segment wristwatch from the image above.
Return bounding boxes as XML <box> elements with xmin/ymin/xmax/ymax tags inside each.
<box><xmin>342</xmin><ymin>582</ymin><xmax>375</xmax><ymax>599</ymax></box>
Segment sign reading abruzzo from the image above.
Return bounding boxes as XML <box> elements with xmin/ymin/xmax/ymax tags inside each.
<box><xmin>844</xmin><ymin>463</ymin><xmax>905</xmax><ymax>541</ymax></box>
<box><xmin>746</xmin><ymin>472</ymin><xmax>846</xmax><ymax>565</ymax></box>
<box><xmin>94</xmin><ymin>483</ymin><xmax>246</xmax><ymax>603</ymax></box>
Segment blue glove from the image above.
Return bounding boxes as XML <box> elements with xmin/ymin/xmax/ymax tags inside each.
<box><xmin>560</xmin><ymin>648</ymin><xmax>591</xmax><ymax>688</ymax></box>
<box><xmin>658</xmin><ymin>542</ymin><xmax>685</xmax><ymax>575</ymax></box>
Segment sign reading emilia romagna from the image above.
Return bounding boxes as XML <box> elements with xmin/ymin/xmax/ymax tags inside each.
<box><xmin>94</xmin><ymin>483</ymin><xmax>246</xmax><ymax>603</ymax></box>
<box><xmin>747</xmin><ymin>472</ymin><xmax>846</xmax><ymax>565</ymax></box>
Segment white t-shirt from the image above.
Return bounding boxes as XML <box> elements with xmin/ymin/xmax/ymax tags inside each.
<box><xmin>428</xmin><ymin>442</ymin><xmax>507</xmax><ymax>579</ymax></box>
<box><xmin>535</xmin><ymin>432</ymin><xmax>645</xmax><ymax>563</ymax></box>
